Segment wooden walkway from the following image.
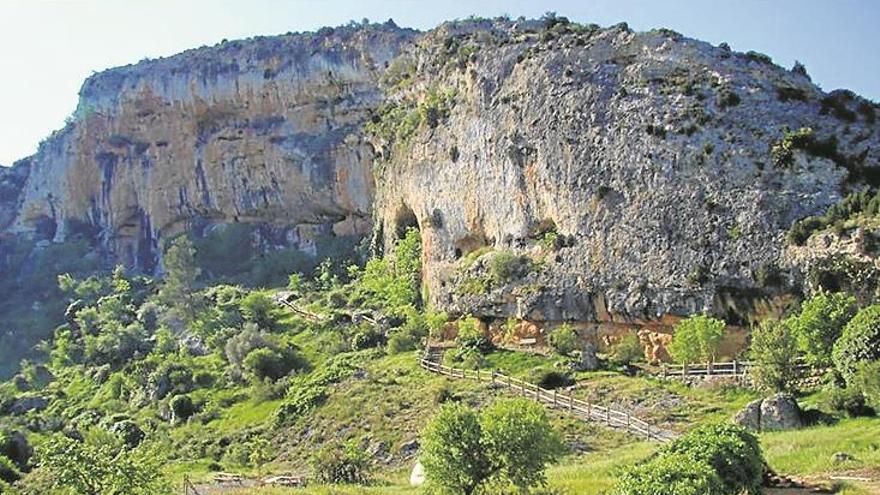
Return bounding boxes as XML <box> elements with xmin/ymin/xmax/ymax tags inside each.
<box><xmin>420</xmin><ymin>348</ymin><xmax>677</xmax><ymax>443</ymax></box>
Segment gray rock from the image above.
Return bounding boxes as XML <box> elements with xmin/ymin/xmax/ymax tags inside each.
<box><xmin>832</xmin><ymin>452</ymin><xmax>854</xmax><ymax>464</ymax></box>
<box><xmin>759</xmin><ymin>393</ymin><xmax>802</xmax><ymax>431</ymax></box>
<box><xmin>8</xmin><ymin>396</ymin><xmax>48</xmax><ymax>415</ymax></box>
<box><xmin>733</xmin><ymin>399</ymin><xmax>763</xmax><ymax>432</ymax></box>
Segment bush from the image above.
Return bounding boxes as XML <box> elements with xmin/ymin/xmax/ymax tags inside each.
<box><xmin>310</xmin><ymin>439</ymin><xmax>372</xmax><ymax>485</ymax></box>
<box><xmin>789</xmin><ymin>292</ymin><xmax>856</xmax><ymax>367</ymax></box>
<box><xmin>351</xmin><ymin>325</ymin><xmax>385</xmax><ymax>350</ymax></box>
<box><xmin>669</xmin><ymin>315</ymin><xmax>726</xmax><ymax>364</ymax></box>
<box><xmin>853</xmin><ymin>361</ymin><xmax>880</xmax><ymax>411</ymax></box>
<box><xmin>548</xmin><ymin>323</ymin><xmax>578</xmax><ymax>356</ymax></box>
<box><xmin>833</xmin><ymin>304</ymin><xmax>880</xmax><ymax>382</ymax></box>
<box><xmin>455</xmin><ymin>316</ymin><xmax>491</xmax><ymax>353</ymax></box>
<box><xmin>535</xmin><ymin>371</ymin><xmax>574</xmax><ymax>389</ymax></box>
<box><xmin>610</xmin><ymin>334</ymin><xmax>644</xmax><ymax>365</ymax></box>
<box><xmin>749</xmin><ymin>319</ymin><xmax>799</xmax><ymax>392</ymax></box>
<box><xmin>243</xmin><ymin>347</ymin><xmax>305</xmax><ymax>381</ymax></box>
<box><xmin>823</xmin><ymin>384</ymin><xmax>873</xmax><ymax>417</ymax></box>
<box><xmin>169</xmin><ymin>394</ymin><xmax>196</xmax><ymax>422</ymax></box>
<box><xmin>661</xmin><ymin>423</ymin><xmax>764</xmax><ymax>495</ymax></box>
<box><xmin>489</xmin><ymin>251</ymin><xmax>535</xmax><ymax>284</ymax></box>
<box><xmin>614</xmin><ymin>452</ymin><xmax>724</xmax><ymax>495</ymax></box>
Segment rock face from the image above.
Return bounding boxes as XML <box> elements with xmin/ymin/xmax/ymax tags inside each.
<box><xmin>2</xmin><ymin>17</ymin><xmax>880</xmax><ymax>330</ymax></box>
<box><xmin>373</xmin><ymin>19</ymin><xmax>880</xmax><ymax>327</ymax></box>
<box><xmin>5</xmin><ymin>23</ymin><xmax>414</xmax><ymax>271</ymax></box>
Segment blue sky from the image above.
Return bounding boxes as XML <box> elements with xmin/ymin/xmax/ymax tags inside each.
<box><xmin>1</xmin><ymin>0</ymin><xmax>878</xmax><ymax>165</ymax></box>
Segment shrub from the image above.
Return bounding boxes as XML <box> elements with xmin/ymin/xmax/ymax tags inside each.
<box><xmin>489</xmin><ymin>251</ymin><xmax>535</xmax><ymax>284</ymax></box>
<box><xmin>833</xmin><ymin>304</ymin><xmax>880</xmax><ymax>382</ymax></box>
<box><xmin>548</xmin><ymin>323</ymin><xmax>578</xmax><ymax>356</ymax></box>
<box><xmin>455</xmin><ymin>316</ymin><xmax>491</xmax><ymax>353</ymax></box>
<box><xmin>169</xmin><ymin>394</ymin><xmax>196</xmax><ymax>422</ymax></box>
<box><xmin>243</xmin><ymin>347</ymin><xmax>305</xmax><ymax>381</ymax></box>
<box><xmin>823</xmin><ymin>384</ymin><xmax>872</xmax><ymax>417</ymax></box>
<box><xmin>771</xmin><ymin>127</ymin><xmax>815</xmax><ymax>168</ymax></box>
<box><xmin>669</xmin><ymin>315</ymin><xmax>726</xmax><ymax>364</ymax></box>
<box><xmin>535</xmin><ymin>371</ymin><xmax>574</xmax><ymax>389</ymax></box>
<box><xmin>614</xmin><ymin>452</ymin><xmax>724</xmax><ymax>495</ymax></box>
<box><xmin>310</xmin><ymin>439</ymin><xmax>372</xmax><ymax>485</ymax></box>
<box><xmin>749</xmin><ymin>319</ymin><xmax>799</xmax><ymax>392</ymax></box>
<box><xmin>852</xmin><ymin>361</ymin><xmax>880</xmax><ymax>411</ymax></box>
<box><xmin>788</xmin><ymin>292</ymin><xmax>856</xmax><ymax>367</ymax></box>
<box><xmin>610</xmin><ymin>334</ymin><xmax>644</xmax><ymax>365</ymax></box>
<box><xmin>351</xmin><ymin>325</ymin><xmax>385</xmax><ymax>350</ymax></box>
<box><xmin>661</xmin><ymin>423</ymin><xmax>764</xmax><ymax>495</ymax></box>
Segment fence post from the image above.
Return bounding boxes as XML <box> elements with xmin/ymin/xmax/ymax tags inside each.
<box><xmin>683</xmin><ymin>363</ymin><xmax>688</xmax><ymax>377</ymax></box>
<box><xmin>476</xmin><ymin>369</ymin><xmax>480</xmax><ymax>381</ymax></box>
<box><xmin>568</xmin><ymin>392</ymin><xmax>574</xmax><ymax>412</ymax></box>
<box><xmin>491</xmin><ymin>371</ymin><xmax>497</xmax><ymax>384</ymax></box>
<box><xmin>661</xmin><ymin>364</ymin><xmax>667</xmax><ymax>379</ymax></box>
<box><xmin>553</xmin><ymin>389</ymin><xmax>558</xmax><ymax>407</ymax></box>
<box><xmin>606</xmin><ymin>408</ymin><xmax>611</xmax><ymax>425</ymax></box>
<box><xmin>707</xmin><ymin>361</ymin><xmax>713</xmax><ymax>377</ymax></box>
<box><xmin>733</xmin><ymin>359</ymin><xmax>738</xmax><ymax>376</ymax></box>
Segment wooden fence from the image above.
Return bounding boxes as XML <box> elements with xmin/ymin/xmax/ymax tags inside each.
<box><xmin>657</xmin><ymin>360</ymin><xmax>826</xmax><ymax>390</ymax></box>
<box><xmin>419</xmin><ymin>351</ymin><xmax>676</xmax><ymax>443</ymax></box>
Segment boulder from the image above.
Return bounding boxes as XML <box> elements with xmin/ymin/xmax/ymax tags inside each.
<box><xmin>732</xmin><ymin>399</ymin><xmax>763</xmax><ymax>431</ymax></box>
<box><xmin>760</xmin><ymin>393</ymin><xmax>803</xmax><ymax>431</ymax></box>
<box><xmin>400</xmin><ymin>439</ymin><xmax>420</xmax><ymax>458</ymax></box>
<box><xmin>410</xmin><ymin>460</ymin><xmax>425</xmax><ymax>486</ymax></box>
<box><xmin>733</xmin><ymin>394</ymin><xmax>802</xmax><ymax>432</ymax></box>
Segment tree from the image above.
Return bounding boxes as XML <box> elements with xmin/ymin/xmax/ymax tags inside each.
<box><xmin>669</xmin><ymin>315</ymin><xmax>726</xmax><ymax>364</ymax></box>
<box><xmin>833</xmin><ymin>304</ymin><xmax>880</xmax><ymax>382</ymax></box>
<box><xmin>169</xmin><ymin>394</ymin><xmax>196</xmax><ymax>423</ymax></box>
<box><xmin>38</xmin><ymin>435</ymin><xmax>169</xmax><ymax>495</ymax></box>
<box><xmin>788</xmin><ymin>292</ymin><xmax>856</xmax><ymax>367</ymax></box>
<box><xmin>157</xmin><ymin>236</ymin><xmax>202</xmax><ymax>325</ymax></box>
<box><xmin>421</xmin><ymin>399</ymin><xmax>562</xmax><ymax>495</ymax></box>
<box><xmin>853</xmin><ymin>361</ymin><xmax>880</xmax><ymax>411</ymax></box>
<box><xmin>548</xmin><ymin>323</ymin><xmax>578</xmax><ymax>356</ymax></box>
<box><xmin>749</xmin><ymin>319</ymin><xmax>799</xmax><ymax>392</ymax></box>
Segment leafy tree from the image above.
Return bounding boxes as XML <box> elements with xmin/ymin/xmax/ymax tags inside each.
<box><xmin>788</xmin><ymin>292</ymin><xmax>856</xmax><ymax>367</ymax></box>
<box><xmin>310</xmin><ymin>439</ymin><xmax>372</xmax><ymax>485</ymax></box>
<box><xmin>669</xmin><ymin>315</ymin><xmax>726</xmax><ymax>364</ymax></box>
<box><xmin>548</xmin><ymin>323</ymin><xmax>578</xmax><ymax>356</ymax></box>
<box><xmin>243</xmin><ymin>347</ymin><xmax>304</xmax><ymax>381</ymax></box>
<box><xmin>239</xmin><ymin>292</ymin><xmax>280</xmax><ymax>331</ymax></box>
<box><xmin>38</xmin><ymin>435</ymin><xmax>169</xmax><ymax>495</ymax></box>
<box><xmin>157</xmin><ymin>236</ymin><xmax>202</xmax><ymax>325</ymax></box>
<box><xmin>610</xmin><ymin>334</ymin><xmax>644</xmax><ymax>365</ymax></box>
<box><xmin>421</xmin><ymin>399</ymin><xmax>562</xmax><ymax>495</ymax></box>
<box><xmin>749</xmin><ymin>319</ymin><xmax>799</xmax><ymax>392</ymax></box>
<box><xmin>833</xmin><ymin>304</ymin><xmax>880</xmax><ymax>382</ymax></box>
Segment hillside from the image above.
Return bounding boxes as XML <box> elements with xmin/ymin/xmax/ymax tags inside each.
<box><xmin>0</xmin><ymin>13</ymin><xmax>879</xmax><ymax>495</ymax></box>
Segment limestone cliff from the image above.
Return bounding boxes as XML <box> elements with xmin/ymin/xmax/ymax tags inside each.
<box><xmin>7</xmin><ymin>22</ymin><xmax>414</xmax><ymax>271</ymax></box>
<box><xmin>371</xmin><ymin>19</ymin><xmax>880</xmax><ymax>327</ymax></box>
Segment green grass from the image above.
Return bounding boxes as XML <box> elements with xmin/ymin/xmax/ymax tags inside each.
<box><xmin>762</xmin><ymin>417</ymin><xmax>880</xmax><ymax>476</ymax></box>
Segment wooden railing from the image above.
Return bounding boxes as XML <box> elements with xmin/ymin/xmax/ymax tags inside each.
<box><xmin>419</xmin><ymin>351</ymin><xmax>676</xmax><ymax>443</ymax></box>
<box><xmin>659</xmin><ymin>360</ymin><xmax>752</xmax><ymax>379</ymax></box>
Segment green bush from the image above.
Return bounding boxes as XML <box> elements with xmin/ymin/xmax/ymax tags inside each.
<box><xmin>789</xmin><ymin>292</ymin><xmax>857</xmax><ymax>367</ymax></box>
<box><xmin>614</xmin><ymin>452</ymin><xmax>724</xmax><ymax>495</ymax></box>
<box><xmin>489</xmin><ymin>251</ymin><xmax>535</xmax><ymax>284</ymax></box>
<box><xmin>310</xmin><ymin>439</ymin><xmax>372</xmax><ymax>485</ymax></box>
<box><xmin>243</xmin><ymin>347</ymin><xmax>305</xmax><ymax>381</ymax></box>
<box><xmin>548</xmin><ymin>323</ymin><xmax>578</xmax><ymax>356</ymax></box>
<box><xmin>109</xmin><ymin>419</ymin><xmax>145</xmax><ymax>448</ymax></box>
<box><xmin>661</xmin><ymin>423</ymin><xmax>764</xmax><ymax>495</ymax></box>
<box><xmin>833</xmin><ymin>304</ymin><xmax>880</xmax><ymax>381</ymax></box>
<box><xmin>852</xmin><ymin>361</ymin><xmax>880</xmax><ymax>411</ymax></box>
<box><xmin>274</xmin><ymin>385</ymin><xmax>327</xmax><ymax>426</ymax></box>
<box><xmin>609</xmin><ymin>334</ymin><xmax>644</xmax><ymax>365</ymax></box>
<box><xmin>169</xmin><ymin>394</ymin><xmax>196</xmax><ymax>422</ymax></box>
<box><xmin>823</xmin><ymin>384</ymin><xmax>872</xmax><ymax>417</ymax></box>
<box><xmin>669</xmin><ymin>315</ymin><xmax>726</xmax><ymax>364</ymax></box>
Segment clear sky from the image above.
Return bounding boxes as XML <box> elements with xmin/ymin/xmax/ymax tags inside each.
<box><xmin>1</xmin><ymin>0</ymin><xmax>878</xmax><ymax>165</ymax></box>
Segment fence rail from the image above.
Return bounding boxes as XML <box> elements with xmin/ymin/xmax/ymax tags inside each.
<box><xmin>656</xmin><ymin>360</ymin><xmax>826</xmax><ymax>390</ymax></box>
<box><xmin>419</xmin><ymin>350</ymin><xmax>676</xmax><ymax>443</ymax></box>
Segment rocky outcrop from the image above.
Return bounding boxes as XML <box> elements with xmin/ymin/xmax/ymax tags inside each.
<box><xmin>5</xmin><ymin>22</ymin><xmax>415</xmax><ymax>271</ymax></box>
<box><xmin>373</xmin><ymin>18</ymin><xmax>880</xmax><ymax>327</ymax></box>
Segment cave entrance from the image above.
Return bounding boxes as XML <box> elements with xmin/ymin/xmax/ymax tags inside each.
<box><xmin>393</xmin><ymin>204</ymin><xmax>419</xmax><ymax>240</ymax></box>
